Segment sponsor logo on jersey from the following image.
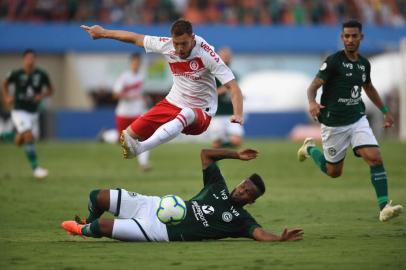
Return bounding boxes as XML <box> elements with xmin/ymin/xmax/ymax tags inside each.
<box><xmin>200</xmin><ymin>42</ymin><xmax>220</xmax><ymax>63</ymax></box>
<box><xmin>351</xmin><ymin>85</ymin><xmax>360</xmax><ymax>99</ymax></box>
<box><xmin>222</xmin><ymin>212</ymin><xmax>233</xmax><ymax>222</ymax></box>
<box><xmin>212</xmin><ymin>194</ymin><xmax>219</xmax><ymax>199</ymax></box>
<box><xmin>357</xmin><ymin>64</ymin><xmax>365</xmax><ymax>71</ymax></box>
<box><xmin>191</xmin><ymin>201</ymin><xmax>210</xmax><ymax>227</ymax></box>
<box><xmin>168</xmin><ymin>57</ymin><xmax>205</xmax><ymax>80</ymax></box>
<box><xmin>220</xmin><ymin>189</ymin><xmax>228</xmax><ymax>200</ymax></box>
<box><xmin>230</xmin><ymin>206</ymin><xmax>240</xmax><ymax>217</ymax></box>
<box><xmin>159</xmin><ymin>37</ymin><xmax>170</xmax><ymax>42</ymax></box>
<box><xmin>337</xmin><ymin>85</ymin><xmax>362</xmax><ymax>106</ymax></box>
<box><xmin>202</xmin><ymin>205</ymin><xmax>215</xmax><ymax>215</ymax></box>
<box><xmin>342</xmin><ymin>62</ymin><xmax>353</xmax><ymax>69</ymax></box>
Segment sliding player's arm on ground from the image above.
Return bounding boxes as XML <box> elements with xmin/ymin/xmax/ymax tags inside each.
<box><xmin>363</xmin><ymin>82</ymin><xmax>394</xmax><ymax>128</ymax></box>
<box><xmin>200</xmin><ymin>148</ymin><xmax>258</xmax><ymax>170</ymax></box>
<box><xmin>307</xmin><ymin>77</ymin><xmax>325</xmax><ymax>118</ymax></box>
<box><xmin>223</xmin><ymin>79</ymin><xmax>244</xmax><ymax>124</ymax></box>
<box><xmin>80</xmin><ymin>25</ymin><xmax>145</xmax><ymax>47</ymax></box>
<box><xmin>252</xmin><ymin>227</ymin><xmax>304</xmax><ymax>242</ymax></box>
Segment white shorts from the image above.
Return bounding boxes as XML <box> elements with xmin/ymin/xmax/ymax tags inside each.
<box><xmin>111</xmin><ymin>189</ymin><xmax>168</xmax><ymax>242</ymax></box>
<box><xmin>11</xmin><ymin>110</ymin><xmax>39</xmax><ymax>138</ymax></box>
<box><xmin>320</xmin><ymin>116</ymin><xmax>378</xmax><ymax>163</ymax></box>
<box><xmin>209</xmin><ymin>115</ymin><xmax>244</xmax><ymax>141</ymax></box>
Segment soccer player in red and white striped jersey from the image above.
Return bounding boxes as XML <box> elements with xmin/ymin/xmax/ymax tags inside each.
<box><xmin>81</xmin><ymin>19</ymin><xmax>243</xmax><ymax>158</ymax></box>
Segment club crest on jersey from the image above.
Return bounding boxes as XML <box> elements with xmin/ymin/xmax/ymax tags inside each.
<box><xmin>320</xmin><ymin>62</ymin><xmax>327</xmax><ymax>71</ymax></box>
<box><xmin>202</xmin><ymin>205</ymin><xmax>215</xmax><ymax>215</ymax></box>
<box><xmin>222</xmin><ymin>212</ymin><xmax>233</xmax><ymax>222</ymax></box>
<box><xmin>189</xmin><ymin>60</ymin><xmax>199</xmax><ymax>71</ymax></box>
<box><xmin>362</xmin><ymin>73</ymin><xmax>366</xmax><ymax>82</ymax></box>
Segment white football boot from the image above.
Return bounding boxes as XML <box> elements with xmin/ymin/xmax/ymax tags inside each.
<box><xmin>379</xmin><ymin>201</ymin><xmax>403</xmax><ymax>222</ymax></box>
<box><xmin>297</xmin><ymin>137</ymin><xmax>316</xmax><ymax>162</ymax></box>
<box><xmin>119</xmin><ymin>130</ymin><xmax>140</xmax><ymax>159</ymax></box>
<box><xmin>33</xmin><ymin>167</ymin><xmax>48</xmax><ymax>179</ymax></box>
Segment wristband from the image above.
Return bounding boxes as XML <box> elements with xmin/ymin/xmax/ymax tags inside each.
<box><xmin>380</xmin><ymin>105</ymin><xmax>389</xmax><ymax>114</ymax></box>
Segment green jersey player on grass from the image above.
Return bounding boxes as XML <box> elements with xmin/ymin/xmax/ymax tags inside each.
<box><xmin>61</xmin><ymin>148</ymin><xmax>303</xmax><ymax>242</ymax></box>
<box><xmin>297</xmin><ymin>20</ymin><xmax>403</xmax><ymax>222</ymax></box>
<box><xmin>1</xmin><ymin>49</ymin><xmax>54</xmax><ymax>179</ymax></box>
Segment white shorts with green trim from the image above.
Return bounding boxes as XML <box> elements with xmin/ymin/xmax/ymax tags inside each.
<box><xmin>320</xmin><ymin>116</ymin><xmax>378</xmax><ymax>163</ymax></box>
<box><xmin>11</xmin><ymin>110</ymin><xmax>39</xmax><ymax>137</ymax></box>
<box><xmin>111</xmin><ymin>189</ymin><xmax>169</xmax><ymax>242</ymax></box>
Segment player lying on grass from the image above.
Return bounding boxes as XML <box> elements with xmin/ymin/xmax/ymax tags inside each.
<box><xmin>62</xmin><ymin>148</ymin><xmax>303</xmax><ymax>242</ymax></box>
<box><xmin>298</xmin><ymin>20</ymin><xmax>403</xmax><ymax>222</ymax></box>
<box><xmin>81</xmin><ymin>19</ymin><xmax>243</xmax><ymax>160</ymax></box>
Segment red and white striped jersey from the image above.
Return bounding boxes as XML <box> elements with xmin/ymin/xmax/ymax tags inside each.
<box><xmin>144</xmin><ymin>35</ymin><xmax>235</xmax><ymax>116</ymax></box>
<box><xmin>113</xmin><ymin>71</ymin><xmax>146</xmax><ymax>117</ymax></box>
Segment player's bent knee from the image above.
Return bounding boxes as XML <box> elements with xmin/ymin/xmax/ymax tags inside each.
<box><xmin>178</xmin><ymin>107</ymin><xmax>195</xmax><ymax>127</ymax></box>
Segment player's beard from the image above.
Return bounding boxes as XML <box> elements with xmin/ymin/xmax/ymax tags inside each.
<box><xmin>229</xmin><ymin>189</ymin><xmax>244</xmax><ymax>207</ymax></box>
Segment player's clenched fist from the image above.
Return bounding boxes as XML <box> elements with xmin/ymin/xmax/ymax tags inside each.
<box><xmin>81</xmin><ymin>25</ymin><xmax>105</xmax><ymax>39</ymax></box>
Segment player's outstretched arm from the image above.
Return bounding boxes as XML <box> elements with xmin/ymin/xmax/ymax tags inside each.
<box><xmin>223</xmin><ymin>79</ymin><xmax>244</xmax><ymax>125</ymax></box>
<box><xmin>201</xmin><ymin>148</ymin><xmax>258</xmax><ymax>169</ymax></box>
<box><xmin>80</xmin><ymin>25</ymin><xmax>145</xmax><ymax>47</ymax></box>
<box><xmin>363</xmin><ymin>82</ymin><xmax>394</xmax><ymax>128</ymax></box>
<box><xmin>307</xmin><ymin>77</ymin><xmax>325</xmax><ymax>119</ymax></box>
<box><xmin>252</xmin><ymin>227</ymin><xmax>304</xmax><ymax>242</ymax></box>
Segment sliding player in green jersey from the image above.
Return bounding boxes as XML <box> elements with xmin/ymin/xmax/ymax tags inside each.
<box><xmin>62</xmin><ymin>148</ymin><xmax>303</xmax><ymax>242</ymax></box>
<box><xmin>298</xmin><ymin>20</ymin><xmax>402</xmax><ymax>222</ymax></box>
<box><xmin>2</xmin><ymin>49</ymin><xmax>54</xmax><ymax>179</ymax></box>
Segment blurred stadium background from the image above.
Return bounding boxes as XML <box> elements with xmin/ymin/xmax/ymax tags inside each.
<box><xmin>1</xmin><ymin>0</ymin><xmax>406</xmax><ymax>141</ymax></box>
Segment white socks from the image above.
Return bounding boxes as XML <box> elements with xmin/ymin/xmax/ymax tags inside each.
<box><xmin>135</xmin><ymin>108</ymin><xmax>195</xmax><ymax>154</ymax></box>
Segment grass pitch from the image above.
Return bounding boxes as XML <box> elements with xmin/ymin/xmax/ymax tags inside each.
<box><xmin>0</xmin><ymin>140</ymin><xmax>405</xmax><ymax>270</ymax></box>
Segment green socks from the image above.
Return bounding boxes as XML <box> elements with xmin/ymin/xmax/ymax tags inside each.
<box><xmin>87</xmin><ymin>189</ymin><xmax>103</xmax><ymax>223</ymax></box>
<box><xmin>370</xmin><ymin>165</ymin><xmax>389</xmax><ymax>210</ymax></box>
<box><xmin>307</xmin><ymin>146</ymin><xmax>327</xmax><ymax>173</ymax></box>
<box><xmin>81</xmin><ymin>219</ymin><xmax>102</xmax><ymax>238</ymax></box>
<box><xmin>24</xmin><ymin>143</ymin><xmax>38</xmax><ymax>170</ymax></box>
<box><xmin>0</xmin><ymin>131</ymin><xmax>15</xmax><ymax>142</ymax></box>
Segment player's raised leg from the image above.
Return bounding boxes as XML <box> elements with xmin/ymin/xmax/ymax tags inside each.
<box><xmin>121</xmin><ymin>107</ymin><xmax>196</xmax><ymax>157</ymax></box>
<box><xmin>356</xmin><ymin>147</ymin><xmax>403</xmax><ymax>221</ymax></box>
<box><xmin>298</xmin><ymin>138</ymin><xmax>327</xmax><ymax>174</ymax></box>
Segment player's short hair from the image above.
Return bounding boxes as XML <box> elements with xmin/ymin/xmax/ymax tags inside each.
<box><xmin>342</xmin><ymin>20</ymin><xmax>362</xmax><ymax>32</ymax></box>
<box><xmin>130</xmin><ymin>52</ymin><xmax>141</xmax><ymax>60</ymax></box>
<box><xmin>171</xmin><ymin>19</ymin><xmax>193</xmax><ymax>36</ymax></box>
<box><xmin>249</xmin><ymin>173</ymin><xmax>265</xmax><ymax>195</ymax></box>
<box><xmin>23</xmin><ymin>49</ymin><xmax>36</xmax><ymax>57</ymax></box>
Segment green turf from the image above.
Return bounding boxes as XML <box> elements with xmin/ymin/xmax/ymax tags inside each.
<box><xmin>0</xmin><ymin>140</ymin><xmax>405</xmax><ymax>270</ymax></box>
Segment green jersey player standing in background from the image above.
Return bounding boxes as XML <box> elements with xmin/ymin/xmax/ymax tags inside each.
<box><xmin>297</xmin><ymin>20</ymin><xmax>402</xmax><ymax>222</ymax></box>
<box><xmin>2</xmin><ymin>49</ymin><xmax>54</xmax><ymax>179</ymax></box>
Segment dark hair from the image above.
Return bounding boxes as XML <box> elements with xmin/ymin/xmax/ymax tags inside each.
<box><xmin>23</xmin><ymin>49</ymin><xmax>36</xmax><ymax>57</ymax></box>
<box><xmin>171</xmin><ymin>19</ymin><xmax>193</xmax><ymax>36</ymax></box>
<box><xmin>342</xmin><ymin>20</ymin><xmax>362</xmax><ymax>32</ymax></box>
<box><xmin>130</xmin><ymin>53</ymin><xmax>141</xmax><ymax>60</ymax></box>
<box><xmin>249</xmin><ymin>173</ymin><xmax>265</xmax><ymax>195</ymax></box>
